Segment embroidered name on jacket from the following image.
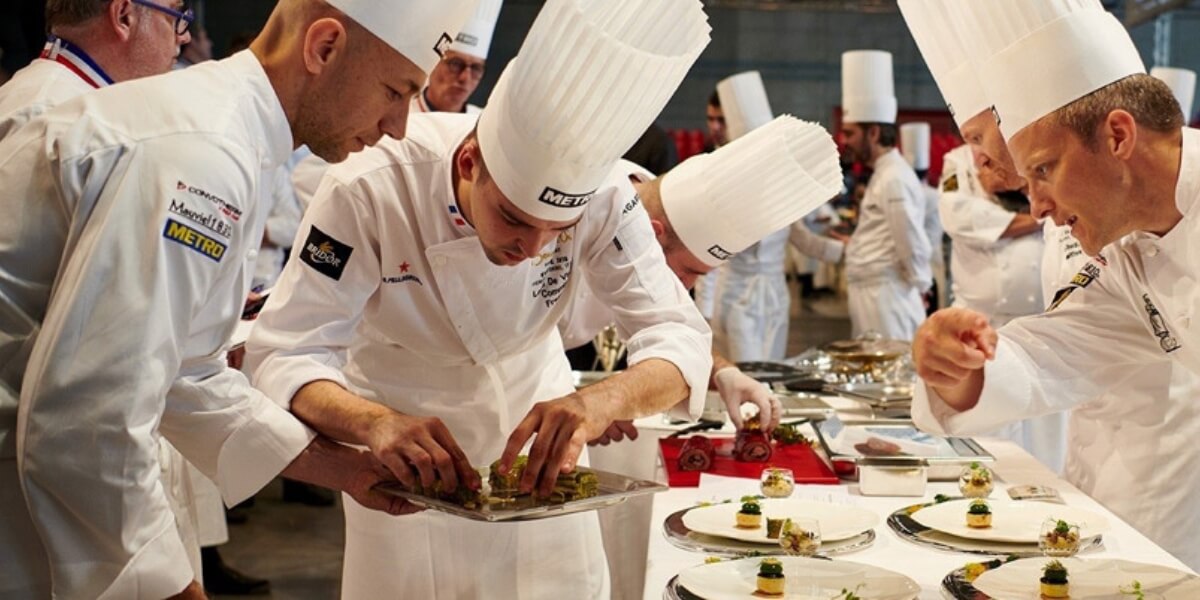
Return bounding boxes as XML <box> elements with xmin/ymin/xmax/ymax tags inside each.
<box><xmin>301</xmin><ymin>225</ymin><xmax>353</xmax><ymax>281</ymax></box>
<box><xmin>163</xmin><ymin>218</ymin><xmax>226</xmax><ymax>262</ymax></box>
<box><xmin>169</xmin><ymin>199</ymin><xmax>232</xmax><ymax>238</ymax></box>
<box><xmin>1143</xmin><ymin>293</ymin><xmax>1181</xmax><ymax>353</ymax></box>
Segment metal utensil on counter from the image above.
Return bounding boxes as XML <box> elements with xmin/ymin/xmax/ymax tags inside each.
<box><xmin>666</xmin><ymin>420</ymin><xmax>726</xmax><ymax>439</ymax></box>
<box><xmin>591</xmin><ymin>324</ymin><xmax>626</xmax><ymax>373</ymax></box>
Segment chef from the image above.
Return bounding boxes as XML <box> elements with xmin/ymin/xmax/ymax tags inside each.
<box><xmin>840</xmin><ymin>50</ymin><xmax>932</xmax><ymax>339</ymax></box>
<box><xmin>559</xmin><ymin>115</ymin><xmax>842</xmax><ymax>598</ymax></box>
<box><xmin>411</xmin><ymin>0</ymin><xmax>500</xmax><ymax>115</ymax></box>
<box><xmin>900</xmin><ymin>0</ymin><xmax>1200</xmax><ymax>569</ymax></box>
<box><xmin>0</xmin><ymin>1</ymin><xmax>202</xmax><ymax>596</ymax></box>
<box><xmin>899</xmin><ymin>122</ymin><xmax>945</xmax><ymax>311</ymax></box>
<box><xmin>0</xmin><ymin>1</ymin><xmax>478</xmax><ymax>598</ymax></box>
<box><xmin>245</xmin><ymin>0</ymin><xmax>712</xmax><ymax>598</ymax></box>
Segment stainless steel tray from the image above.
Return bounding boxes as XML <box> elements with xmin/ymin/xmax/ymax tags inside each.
<box><xmin>662</xmin><ymin>506</ymin><xmax>875</xmax><ymax>557</ymax></box>
<box><xmin>777</xmin><ymin>392</ymin><xmax>836</xmax><ymax>418</ymax></box>
<box><xmin>813</xmin><ymin>415</ymin><xmax>994</xmax><ymax>480</ymax></box>
<box><xmin>378</xmin><ymin>467</ymin><xmax>666</xmax><ymax>522</ymax></box>
<box><xmin>825</xmin><ymin>382</ymin><xmax>913</xmax><ymax>407</ymax></box>
<box><xmin>888</xmin><ymin>499</ymin><xmax>1104</xmax><ymax>557</ymax></box>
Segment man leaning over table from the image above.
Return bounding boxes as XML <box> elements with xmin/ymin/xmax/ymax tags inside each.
<box><xmin>899</xmin><ymin>0</ymin><xmax>1200</xmax><ymax>570</ymax></box>
<box><xmin>0</xmin><ymin>0</ymin><xmax>479</xmax><ymax>597</ymax></box>
<box><xmin>245</xmin><ymin>0</ymin><xmax>713</xmax><ymax>597</ymax></box>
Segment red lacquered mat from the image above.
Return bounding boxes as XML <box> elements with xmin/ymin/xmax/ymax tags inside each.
<box><xmin>658</xmin><ymin>437</ymin><xmax>839</xmax><ymax>487</ymax></box>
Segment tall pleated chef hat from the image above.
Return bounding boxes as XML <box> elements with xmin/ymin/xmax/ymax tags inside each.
<box><xmin>716</xmin><ymin>71</ymin><xmax>774</xmax><ymax>142</ymax></box>
<box><xmin>661</xmin><ymin>116</ymin><xmax>842</xmax><ymax>267</ymax></box>
<box><xmin>897</xmin><ymin>0</ymin><xmax>990</xmax><ymax>127</ymax></box>
<box><xmin>1151</xmin><ymin>66</ymin><xmax>1196</xmax><ymax>119</ymax></box>
<box><xmin>842</xmin><ymin>50</ymin><xmax>897</xmax><ymax>124</ymax></box>
<box><xmin>952</xmin><ymin>0</ymin><xmax>1145</xmax><ymax>142</ymax></box>
<box><xmin>450</xmin><ymin>0</ymin><xmax>503</xmax><ymax>60</ymax></box>
<box><xmin>325</xmin><ymin>0</ymin><xmax>479</xmax><ymax>75</ymax></box>
<box><xmin>900</xmin><ymin>122</ymin><xmax>931</xmax><ymax>171</ymax></box>
<box><xmin>477</xmin><ymin>0</ymin><xmax>710</xmax><ymax>221</ymax></box>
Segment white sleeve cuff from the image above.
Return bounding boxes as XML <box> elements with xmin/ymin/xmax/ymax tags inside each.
<box><xmin>215</xmin><ymin>399</ymin><xmax>317</xmax><ymax>505</ymax></box>
<box><xmin>625</xmin><ymin>322</ymin><xmax>713</xmax><ymax>422</ymax></box>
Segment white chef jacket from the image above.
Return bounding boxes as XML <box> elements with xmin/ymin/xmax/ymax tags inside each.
<box><xmin>245</xmin><ymin>112</ymin><xmax>712</xmax><ymax>599</ymax></box>
<box><xmin>411</xmin><ymin>87</ymin><xmax>483</xmax><ymax>115</ymax></box>
<box><xmin>914</xmin><ymin>128</ymin><xmax>1200</xmax><ymax>569</ymax></box>
<box><xmin>845</xmin><ymin>148</ymin><xmax>931</xmax><ymax>339</ymax></box>
<box><xmin>0</xmin><ymin>50</ymin><xmax>316</xmax><ymax>599</ymax></box>
<box><xmin>939</xmin><ymin>145</ymin><xmax>1044</xmax><ymax>322</ymax></box>
<box><xmin>252</xmin><ymin>163</ymin><xmax>305</xmax><ymax>290</ymax></box>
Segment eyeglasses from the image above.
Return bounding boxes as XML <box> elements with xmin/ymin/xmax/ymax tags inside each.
<box><xmin>130</xmin><ymin>0</ymin><xmax>195</xmax><ymax>36</ymax></box>
<box><xmin>443</xmin><ymin>57</ymin><xmax>485</xmax><ymax>79</ymax></box>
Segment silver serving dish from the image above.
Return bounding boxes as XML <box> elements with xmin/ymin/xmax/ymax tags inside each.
<box><xmin>776</xmin><ymin>392</ymin><xmax>836</xmax><ymax>418</ymax></box>
<box><xmin>662</xmin><ymin>506</ymin><xmax>875</xmax><ymax>557</ymax></box>
<box><xmin>825</xmin><ymin>382</ymin><xmax>914</xmax><ymax>407</ymax></box>
<box><xmin>378</xmin><ymin>467</ymin><xmax>665</xmax><ymax>522</ymax></box>
<box><xmin>887</xmin><ymin>499</ymin><xmax>1104</xmax><ymax>557</ymax></box>
<box><xmin>813</xmin><ymin>415</ymin><xmax>994</xmax><ymax>480</ymax></box>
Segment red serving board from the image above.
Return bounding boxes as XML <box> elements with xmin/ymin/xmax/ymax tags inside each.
<box><xmin>659</xmin><ymin>436</ymin><xmax>839</xmax><ymax>487</ymax></box>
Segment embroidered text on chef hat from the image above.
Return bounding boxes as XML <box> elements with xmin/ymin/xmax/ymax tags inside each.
<box><xmin>1151</xmin><ymin>67</ymin><xmax>1197</xmax><ymax>119</ymax></box>
<box><xmin>325</xmin><ymin>0</ymin><xmax>479</xmax><ymax>75</ymax></box>
<box><xmin>841</xmin><ymin>50</ymin><xmax>897</xmax><ymax>124</ymax></box>
<box><xmin>716</xmin><ymin>71</ymin><xmax>773</xmax><ymax>142</ymax></box>
<box><xmin>900</xmin><ymin>122</ymin><xmax>931</xmax><ymax>172</ymax></box>
<box><xmin>953</xmin><ymin>0</ymin><xmax>1145</xmax><ymax>142</ymax></box>
<box><xmin>449</xmin><ymin>0</ymin><xmax>503</xmax><ymax>60</ymax></box>
<box><xmin>897</xmin><ymin>0</ymin><xmax>990</xmax><ymax>127</ymax></box>
<box><xmin>476</xmin><ymin>0</ymin><xmax>710</xmax><ymax>222</ymax></box>
<box><xmin>661</xmin><ymin>116</ymin><xmax>843</xmax><ymax>267</ymax></box>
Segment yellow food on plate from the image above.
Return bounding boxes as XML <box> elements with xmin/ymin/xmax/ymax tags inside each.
<box><xmin>756</xmin><ymin>558</ymin><xmax>785</xmax><ymax>596</ymax></box>
<box><xmin>736</xmin><ymin>501</ymin><xmax>763</xmax><ymax>529</ymax></box>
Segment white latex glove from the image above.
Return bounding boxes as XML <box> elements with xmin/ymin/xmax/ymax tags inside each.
<box><xmin>713</xmin><ymin>367</ymin><xmax>781</xmax><ymax>431</ymax></box>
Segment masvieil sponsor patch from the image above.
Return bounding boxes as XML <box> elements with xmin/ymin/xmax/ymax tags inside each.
<box><xmin>163</xmin><ymin>218</ymin><xmax>226</xmax><ymax>262</ymax></box>
<box><xmin>301</xmin><ymin>225</ymin><xmax>353</xmax><ymax>281</ymax></box>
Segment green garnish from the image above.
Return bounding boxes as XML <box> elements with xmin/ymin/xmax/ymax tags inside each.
<box><xmin>1054</xmin><ymin>519</ymin><xmax>1071</xmax><ymax>534</ymax></box>
<box><xmin>933</xmin><ymin>494</ymin><xmax>953</xmax><ymax>504</ymax></box>
<box><xmin>969</xmin><ymin>461</ymin><xmax>981</xmax><ymax>470</ymax></box>
<box><xmin>1041</xmin><ymin>560</ymin><xmax>1068</xmax><ymax>584</ymax></box>
<box><xmin>1119</xmin><ymin>580</ymin><xmax>1145</xmax><ymax>599</ymax></box>
<box><xmin>968</xmin><ymin>500</ymin><xmax>991</xmax><ymax>515</ymax></box>
<box><xmin>740</xmin><ymin>501</ymin><xmax>762</xmax><ymax>515</ymax></box>
<box><xmin>758</xmin><ymin>557</ymin><xmax>784</xmax><ymax>576</ymax></box>
<box><xmin>831</xmin><ymin>584</ymin><xmax>865</xmax><ymax>600</ymax></box>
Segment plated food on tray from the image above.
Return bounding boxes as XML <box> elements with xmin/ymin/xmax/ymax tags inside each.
<box><xmin>965</xmin><ymin>558</ymin><xmax>1200</xmax><ymax>600</ymax></box>
<box><xmin>910</xmin><ymin>499</ymin><xmax>1109</xmax><ymax>543</ymax></box>
<box><xmin>672</xmin><ymin>556</ymin><xmax>919</xmax><ymax>600</ymax></box>
<box><xmin>681</xmin><ymin>498</ymin><xmax>878</xmax><ymax>545</ymax></box>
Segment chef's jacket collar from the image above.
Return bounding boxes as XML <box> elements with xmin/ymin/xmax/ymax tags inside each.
<box><xmin>41</xmin><ymin>35</ymin><xmax>114</xmax><ymax>88</ymax></box>
<box><xmin>228</xmin><ymin>50</ymin><xmax>294</xmax><ymax>169</ymax></box>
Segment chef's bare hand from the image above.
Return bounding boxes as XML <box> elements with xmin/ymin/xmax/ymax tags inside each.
<box><xmin>713</xmin><ymin>367</ymin><xmax>780</xmax><ymax>431</ymax></box>
<box><xmin>365</xmin><ymin>412</ymin><xmax>479</xmax><ymax>492</ymax></box>
<box><xmin>500</xmin><ymin>394</ymin><xmax>610</xmax><ymax>497</ymax></box>
<box><xmin>588</xmin><ymin>420</ymin><xmax>639</xmax><ymax>446</ymax></box>
<box><xmin>914</xmin><ymin>308</ymin><xmax>997</xmax><ymax>391</ymax></box>
<box><xmin>341</xmin><ymin>447</ymin><xmax>425</xmax><ymax>516</ymax></box>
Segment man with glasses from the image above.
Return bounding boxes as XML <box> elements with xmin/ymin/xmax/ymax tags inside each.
<box><xmin>413</xmin><ymin>0</ymin><xmax>500</xmax><ymax>115</ymax></box>
<box><xmin>0</xmin><ymin>0</ymin><xmax>477</xmax><ymax>598</ymax></box>
<box><xmin>0</xmin><ymin>0</ymin><xmax>191</xmax><ymax>138</ymax></box>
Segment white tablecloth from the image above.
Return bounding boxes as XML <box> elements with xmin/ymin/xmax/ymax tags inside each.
<box><xmin>640</xmin><ymin>437</ymin><xmax>1193</xmax><ymax>599</ymax></box>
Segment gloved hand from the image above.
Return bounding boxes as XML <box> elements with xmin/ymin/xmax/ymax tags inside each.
<box><xmin>713</xmin><ymin>367</ymin><xmax>781</xmax><ymax>431</ymax></box>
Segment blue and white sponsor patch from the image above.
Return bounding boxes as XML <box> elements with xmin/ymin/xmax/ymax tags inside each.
<box><xmin>162</xmin><ymin>218</ymin><xmax>226</xmax><ymax>262</ymax></box>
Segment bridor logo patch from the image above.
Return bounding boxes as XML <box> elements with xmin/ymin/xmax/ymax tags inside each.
<box><xmin>707</xmin><ymin>245</ymin><xmax>733</xmax><ymax>261</ymax></box>
<box><xmin>539</xmin><ymin>186</ymin><xmax>594</xmax><ymax>209</ymax></box>
<box><xmin>301</xmin><ymin>225</ymin><xmax>353</xmax><ymax>281</ymax></box>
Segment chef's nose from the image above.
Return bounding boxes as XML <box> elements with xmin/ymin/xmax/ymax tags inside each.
<box><xmin>1028</xmin><ymin>184</ymin><xmax>1054</xmax><ymax>220</ymax></box>
<box><xmin>380</xmin><ymin>100</ymin><xmax>410</xmax><ymax>141</ymax></box>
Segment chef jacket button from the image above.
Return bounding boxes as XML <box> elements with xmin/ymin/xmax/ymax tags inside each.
<box><xmin>1147</xmin><ymin>246</ymin><xmax>1159</xmax><ymax>257</ymax></box>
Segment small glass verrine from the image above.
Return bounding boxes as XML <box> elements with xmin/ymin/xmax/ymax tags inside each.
<box><xmin>778</xmin><ymin>517</ymin><xmax>821</xmax><ymax>557</ymax></box>
<box><xmin>760</xmin><ymin>467</ymin><xmax>795</xmax><ymax>498</ymax></box>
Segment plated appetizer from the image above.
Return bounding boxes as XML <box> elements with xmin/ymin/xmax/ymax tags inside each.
<box><xmin>487</xmin><ymin>456</ymin><xmax>599</xmax><ymax>502</ymax></box>
<box><xmin>958</xmin><ymin>461</ymin><xmax>994</xmax><ymax>498</ymax></box>
<box><xmin>760</xmin><ymin>468</ymin><xmax>795</xmax><ymax>498</ymax></box>
<box><xmin>966</xmin><ymin>499</ymin><xmax>992</xmax><ymax>528</ymax></box>
<box><xmin>736</xmin><ymin>500</ymin><xmax>763</xmax><ymax>529</ymax></box>
<box><xmin>755</xmin><ymin>557</ymin><xmax>785</xmax><ymax>596</ymax></box>
<box><xmin>1040</xmin><ymin>560</ymin><xmax>1069</xmax><ymax>599</ymax></box>
<box><xmin>1040</xmin><ymin>519</ymin><xmax>1082</xmax><ymax>556</ymax></box>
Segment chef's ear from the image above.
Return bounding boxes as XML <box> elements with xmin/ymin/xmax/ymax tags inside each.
<box><xmin>457</xmin><ymin>137</ymin><xmax>483</xmax><ymax>183</ymax></box>
<box><xmin>110</xmin><ymin>0</ymin><xmax>136</xmax><ymax>41</ymax></box>
<box><xmin>1103</xmin><ymin>109</ymin><xmax>1138</xmax><ymax>162</ymax></box>
<box><xmin>649</xmin><ymin>218</ymin><xmax>667</xmax><ymax>240</ymax></box>
<box><xmin>302</xmin><ymin>18</ymin><xmax>349</xmax><ymax>76</ymax></box>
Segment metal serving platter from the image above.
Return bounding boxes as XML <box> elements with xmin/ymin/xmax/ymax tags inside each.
<box><xmin>940</xmin><ymin>563</ymin><xmax>996</xmax><ymax>600</ymax></box>
<box><xmin>378</xmin><ymin>467</ymin><xmax>666</xmax><ymax>522</ymax></box>
<box><xmin>813</xmin><ymin>416</ymin><xmax>994</xmax><ymax>480</ymax></box>
<box><xmin>663</xmin><ymin>506</ymin><xmax>875</xmax><ymax>557</ymax></box>
<box><xmin>888</xmin><ymin>500</ymin><xmax>1104</xmax><ymax>558</ymax></box>
<box><xmin>825</xmin><ymin>381</ymin><xmax>914</xmax><ymax>407</ymax></box>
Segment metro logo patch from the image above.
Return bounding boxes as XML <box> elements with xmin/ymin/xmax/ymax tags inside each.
<box><xmin>163</xmin><ymin>218</ymin><xmax>226</xmax><ymax>262</ymax></box>
<box><xmin>539</xmin><ymin>186</ymin><xmax>593</xmax><ymax>209</ymax></box>
<box><xmin>301</xmin><ymin>225</ymin><xmax>353</xmax><ymax>281</ymax></box>
<box><xmin>707</xmin><ymin>244</ymin><xmax>733</xmax><ymax>261</ymax></box>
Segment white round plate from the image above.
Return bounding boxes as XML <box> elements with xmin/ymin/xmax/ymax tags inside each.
<box><xmin>910</xmin><ymin>499</ymin><xmax>1109</xmax><ymax>543</ymax></box>
<box><xmin>974</xmin><ymin>557</ymin><xmax>1200</xmax><ymax>599</ymax></box>
<box><xmin>681</xmin><ymin>499</ymin><xmax>879</xmax><ymax>544</ymax></box>
<box><xmin>677</xmin><ymin>556</ymin><xmax>919</xmax><ymax>600</ymax></box>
